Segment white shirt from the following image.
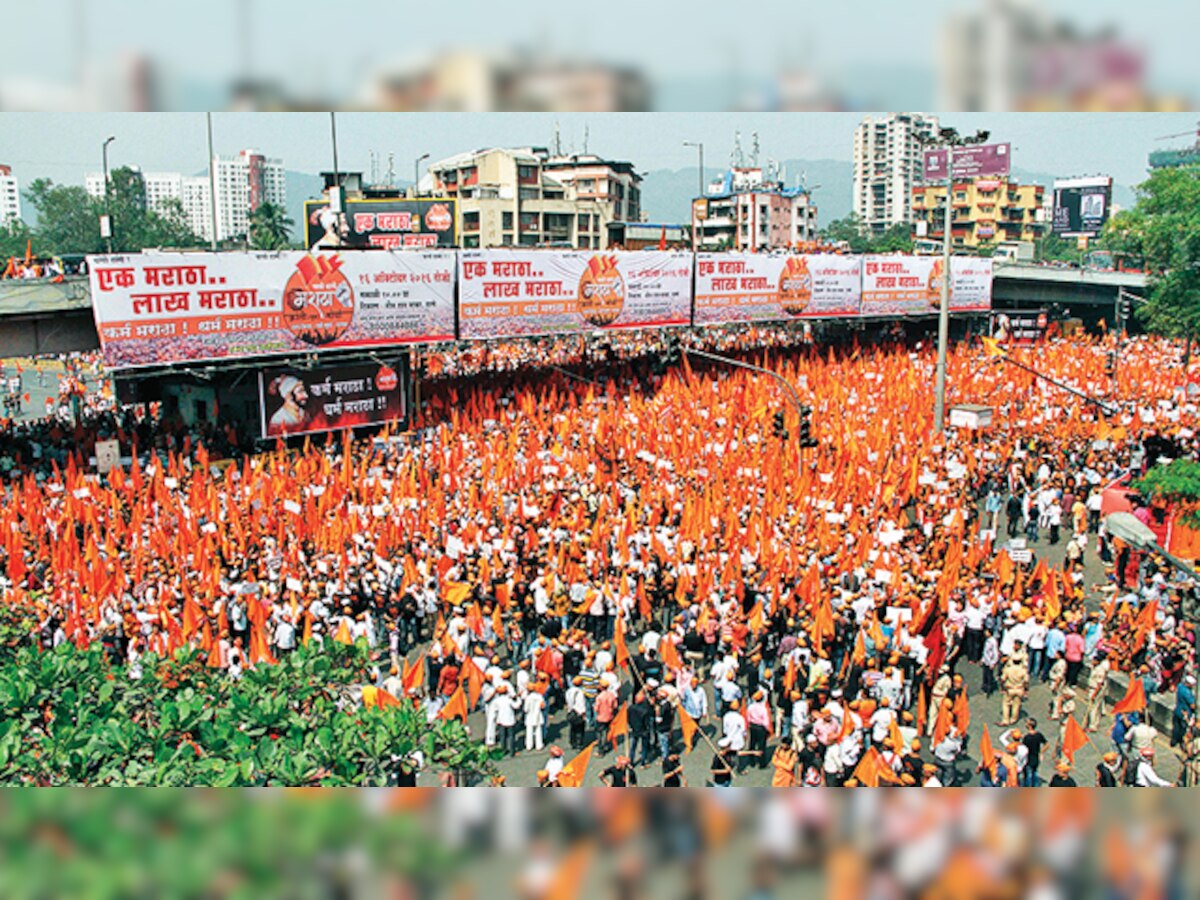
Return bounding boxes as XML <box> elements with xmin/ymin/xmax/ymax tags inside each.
<box><xmin>722</xmin><ymin>710</ymin><xmax>747</xmax><ymax>750</ymax></box>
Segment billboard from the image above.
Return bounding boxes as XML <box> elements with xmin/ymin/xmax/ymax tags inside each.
<box><xmin>991</xmin><ymin>309</ymin><xmax>1048</xmax><ymax>345</ymax></box>
<box><xmin>862</xmin><ymin>255</ymin><xmax>992</xmax><ymax>316</ymax></box>
<box><xmin>924</xmin><ymin>143</ymin><xmax>1011</xmax><ymax>181</ymax></box>
<box><xmin>259</xmin><ymin>359</ymin><xmax>406</xmax><ymax>439</ymax></box>
<box><xmin>304</xmin><ymin>197</ymin><xmax>458</xmax><ymax>250</ymax></box>
<box><xmin>1052</xmin><ymin>177</ymin><xmax>1113</xmax><ymax>236</ymax></box>
<box><xmin>693</xmin><ymin>253</ymin><xmax>861</xmax><ymax>325</ymax></box>
<box><xmin>458</xmin><ymin>250</ymin><xmax>692</xmax><ymax>340</ymax></box>
<box><xmin>89</xmin><ymin>251</ymin><xmax>456</xmax><ymax>369</ymax></box>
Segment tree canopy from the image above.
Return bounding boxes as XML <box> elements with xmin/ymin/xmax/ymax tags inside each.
<box><xmin>20</xmin><ymin>168</ymin><xmax>204</xmax><ymax>258</ymax></box>
<box><xmin>1101</xmin><ymin>164</ymin><xmax>1200</xmax><ymax>340</ymax></box>
<box><xmin>819</xmin><ymin>214</ymin><xmax>914</xmax><ymax>254</ymax></box>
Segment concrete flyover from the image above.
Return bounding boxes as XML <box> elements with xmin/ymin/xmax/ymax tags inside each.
<box><xmin>992</xmin><ymin>262</ymin><xmax>1147</xmax><ymax>312</ymax></box>
<box><xmin>0</xmin><ymin>263</ymin><xmax>1151</xmax><ymax>358</ymax></box>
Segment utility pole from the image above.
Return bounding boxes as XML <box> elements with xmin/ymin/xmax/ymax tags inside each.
<box><xmin>206</xmin><ymin>113</ymin><xmax>219</xmax><ymax>250</ymax></box>
<box><xmin>918</xmin><ymin>126</ymin><xmax>990</xmax><ymax>434</ymax></box>
<box><xmin>101</xmin><ymin>135</ymin><xmax>115</xmax><ymax>253</ymax></box>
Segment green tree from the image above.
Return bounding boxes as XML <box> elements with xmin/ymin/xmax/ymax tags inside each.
<box><xmin>23</xmin><ymin>178</ymin><xmax>105</xmax><ymax>256</ymax></box>
<box><xmin>249</xmin><ymin>202</ymin><xmax>295</xmax><ymax>251</ymax></box>
<box><xmin>1034</xmin><ymin>230</ymin><xmax>1080</xmax><ymax>264</ymax></box>
<box><xmin>1133</xmin><ymin>459</ymin><xmax>1200</xmax><ymax>527</ymax></box>
<box><xmin>819</xmin><ymin>214</ymin><xmax>871</xmax><ymax>252</ymax></box>
<box><xmin>872</xmin><ymin>222</ymin><xmax>914</xmax><ymax>253</ymax></box>
<box><xmin>0</xmin><ymin>218</ymin><xmax>33</xmax><ymax>261</ymax></box>
<box><xmin>1100</xmin><ymin>164</ymin><xmax>1200</xmax><ymax>340</ymax></box>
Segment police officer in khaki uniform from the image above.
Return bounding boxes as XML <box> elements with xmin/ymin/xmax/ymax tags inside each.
<box><xmin>1000</xmin><ymin>657</ymin><xmax>1030</xmax><ymax>727</ymax></box>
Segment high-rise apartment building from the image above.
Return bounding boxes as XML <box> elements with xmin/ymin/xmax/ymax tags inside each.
<box><xmin>0</xmin><ymin>165</ymin><xmax>20</xmax><ymax>228</ymax></box>
<box><xmin>86</xmin><ymin>149</ymin><xmax>284</xmax><ymax>243</ymax></box>
<box><xmin>852</xmin><ymin>113</ymin><xmax>940</xmax><ymax>235</ymax></box>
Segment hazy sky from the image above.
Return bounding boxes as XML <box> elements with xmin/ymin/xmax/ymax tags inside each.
<box><xmin>0</xmin><ymin>113</ymin><xmax>1194</xmax><ymax>195</ymax></box>
<box><xmin>2</xmin><ymin>0</ymin><xmax>1195</xmax><ymax>99</ymax></box>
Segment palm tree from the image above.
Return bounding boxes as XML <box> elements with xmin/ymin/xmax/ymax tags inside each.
<box><xmin>249</xmin><ymin>202</ymin><xmax>295</xmax><ymax>251</ymax></box>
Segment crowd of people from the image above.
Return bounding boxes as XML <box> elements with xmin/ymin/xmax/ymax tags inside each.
<box><xmin>3</xmin><ymin>327</ymin><xmax>1200</xmax><ymax>786</ymax></box>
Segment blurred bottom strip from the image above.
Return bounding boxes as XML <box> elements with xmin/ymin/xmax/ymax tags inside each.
<box><xmin>0</xmin><ymin>789</ymin><xmax>1193</xmax><ymax>899</ymax></box>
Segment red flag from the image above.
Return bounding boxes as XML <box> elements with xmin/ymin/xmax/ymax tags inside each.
<box><xmin>658</xmin><ymin>226</ymin><xmax>667</xmax><ymax>251</ymax></box>
<box><xmin>1111</xmin><ymin>677</ymin><xmax>1146</xmax><ymax>715</ymax></box>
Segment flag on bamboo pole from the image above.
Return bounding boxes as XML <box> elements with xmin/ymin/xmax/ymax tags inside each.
<box><xmin>557</xmin><ymin>742</ymin><xmax>596</xmax><ymax>787</ymax></box>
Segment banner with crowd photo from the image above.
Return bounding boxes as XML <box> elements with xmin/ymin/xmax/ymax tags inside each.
<box><xmin>88</xmin><ymin>251</ymin><xmax>456</xmax><ymax>369</ymax></box>
<box><xmin>861</xmin><ymin>255</ymin><xmax>992</xmax><ymax>316</ymax></box>
<box><xmin>457</xmin><ymin>250</ymin><xmax>692</xmax><ymax>340</ymax></box>
<box><xmin>693</xmin><ymin>253</ymin><xmax>862</xmax><ymax>325</ymax></box>
<box><xmin>258</xmin><ymin>359</ymin><xmax>407</xmax><ymax>439</ymax></box>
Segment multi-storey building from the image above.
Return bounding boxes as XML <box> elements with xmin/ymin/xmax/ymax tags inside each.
<box><xmin>692</xmin><ymin>166</ymin><xmax>817</xmax><ymax>251</ymax></box>
<box><xmin>853</xmin><ymin>113</ymin><xmax>941</xmax><ymax>234</ymax></box>
<box><xmin>0</xmin><ymin>165</ymin><xmax>20</xmax><ymax>228</ymax></box>
<box><xmin>427</xmin><ymin>147</ymin><xmax>640</xmax><ymax>249</ymax></box>
<box><xmin>86</xmin><ymin>149</ymin><xmax>283</xmax><ymax>243</ymax></box>
<box><xmin>911</xmin><ymin>178</ymin><xmax>1046</xmax><ymax>250</ymax></box>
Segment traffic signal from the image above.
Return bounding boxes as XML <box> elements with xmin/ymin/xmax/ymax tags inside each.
<box><xmin>1105</xmin><ymin>351</ymin><xmax>1117</xmax><ymax>377</ymax></box>
<box><xmin>798</xmin><ymin>404</ymin><xmax>818</xmax><ymax>449</ymax></box>
<box><xmin>772</xmin><ymin>410</ymin><xmax>786</xmax><ymax>439</ymax></box>
<box><xmin>1119</xmin><ymin>299</ymin><xmax>1132</xmax><ymax>320</ymax></box>
<box><xmin>663</xmin><ymin>332</ymin><xmax>681</xmax><ymax>366</ymax></box>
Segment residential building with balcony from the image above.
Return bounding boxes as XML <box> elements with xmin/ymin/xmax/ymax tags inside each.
<box><xmin>691</xmin><ymin>166</ymin><xmax>817</xmax><ymax>251</ymax></box>
<box><xmin>911</xmin><ymin>178</ymin><xmax>1046</xmax><ymax>250</ymax></box>
<box><xmin>426</xmin><ymin>147</ymin><xmax>640</xmax><ymax>249</ymax></box>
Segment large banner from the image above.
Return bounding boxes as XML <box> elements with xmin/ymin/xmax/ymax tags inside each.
<box><xmin>89</xmin><ymin>251</ymin><xmax>456</xmax><ymax>369</ymax></box>
<box><xmin>259</xmin><ymin>359</ymin><xmax>406</xmax><ymax>439</ymax></box>
<box><xmin>458</xmin><ymin>250</ymin><xmax>692</xmax><ymax>340</ymax></box>
<box><xmin>861</xmin><ymin>255</ymin><xmax>942</xmax><ymax>316</ymax></box>
<box><xmin>305</xmin><ymin>198</ymin><xmax>458</xmax><ymax>250</ymax></box>
<box><xmin>693</xmin><ymin>253</ymin><xmax>861</xmax><ymax>325</ymax></box>
<box><xmin>949</xmin><ymin>256</ymin><xmax>993</xmax><ymax>312</ymax></box>
<box><xmin>1052</xmin><ymin>177</ymin><xmax>1112</xmax><ymax>237</ymax></box>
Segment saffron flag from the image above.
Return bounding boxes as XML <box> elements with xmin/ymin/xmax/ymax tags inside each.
<box><xmin>679</xmin><ymin>705</ymin><xmax>698</xmax><ymax>753</ymax></box>
<box><xmin>1061</xmin><ymin>714</ymin><xmax>1088</xmax><ymax>763</ymax></box>
<box><xmin>608</xmin><ymin>704</ymin><xmax>629</xmax><ymax>750</ymax></box>
<box><xmin>439</xmin><ymin>685</ymin><xmax>469</xmax><ymax>723</ymax></box>
<box><xmin>1111</xmin><ymin>677</ymin><xmax>1146</xmax><ymax>715</ymax></box>
<box><xmin>557</xmin><ymin>741</ymin><xmax>596</xmax><ymax>787</ymax></box>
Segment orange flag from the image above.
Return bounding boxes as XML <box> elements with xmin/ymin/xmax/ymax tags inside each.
<box><xmin>613</xmin><ymin>616</ymin><xmax>631</xmax><ymax>669</ymax></box>
<box><xmin>462</xmin><ymin>657</ymin><xmax>487</xmax><ymax>709</ymax></box>
<box><xmin>545</xmin><ymin>841</ymin><xmax>593</xmax><ymax>900</ymax></box>
<box><xmin>557</xmin><ymin>741</ymin><xmax>596</xmax><ymax>787</ymax></box>
<box><xmin>679</xmin><ymin>705</ymin><xmax>698</xmax><ymax>753</ymax></box>
<box><xmin>1111</xmin><ymin>676</ymin><xmax>1146</xmax><ymax>715</ymax></box>
<box><xmin>333</xmin><ymin>618</ymin><xmax>353</xmax><ymax>645</ymax></box>
<box><xmin>375</xmin><ymin>688</ymin><xmax>402</xmax><ymax>709</ymax></box>
<box><xmin>888</xmin><ymin>716</ymin><xmax>906</xmax><ymax>756</ymax></box>
<box><xmin>850</xmin><ymin>746</ymin><xmax>900</xmax><ymax>787</ymax></box>
<box><xmin>608</xmin><ymin>704</ymin><xmax>629</xmax><ymax>750</ymax></box>
<box><xmin>439</xmin><ymin>685</ymin><xmax>469</xmax><ymax>723</ymax></box>
<box><xmin>660</xmin><ymin>637</ymin><xmax>684</xmax><ymax>672</ymax></box>
<box><xmin>979</xmin><ymin>724</ymin><xmax>997</xmax><ymax>778</ymax></box>
<box><xmin>1061</xmin><ymin>714</ymin><xmax>1088</xmax><ymax>763</ymax></box>
<box><xmin>952</xmin><ymin>689</ymin><xmax>970</xmax><ymax>734</ymax></box>
<box><xmin>747</xmin><ymin>601</ymin><xmax>766</xmax><ymax>634</ymax></box>
<box><xmin>402</xmin><ymin>653</ymin><xmax>426</xmax><ymax>695</ymax></box>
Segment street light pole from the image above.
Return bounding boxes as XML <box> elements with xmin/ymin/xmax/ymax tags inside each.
<box><xmin>933</xmin><ymin>145</ymin><xmax>953</xmax><ymax>434</ymax></box>
<box><xmin>683</xmin><ymin>141</ymin><xmax>703</xmax><ymax>251</ymax></box>
<box><xmin>101</xmin><ymin>135</ymin><xmax>115</xmax><ymax>253</ymax></box>
<box><xmin>414</xmin><ymin>153</ymin><xmax>430</xmax><ymax>199</ymax></box>
<box><xmin>206</xmin><ymin>113</ymin><xmax>219</xmax><ymax>250</ymax></box>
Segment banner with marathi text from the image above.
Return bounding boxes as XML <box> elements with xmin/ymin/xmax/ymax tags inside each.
<box><xmin>88</xmin><ymin>251</ymin><xmax>456</xmax><ymax>369</ymax></box>
<box><xmin>258</xmin><ymin>359</ymin><xmax>406</xmax><ymax>439</ymax></box>
<box><xmin>861</xmin><ymin>255</ymin><xmax>992</xmax><ymax>316</ymax></box>
<box><xmin>457</xmin><ymin>250</ymin><xmax>692</xmax><ymax>340</ymax></box>
<box><xmin>693</xmin><ymin>253</ymin><xmax>862</xmax><ymax>325</ymax></box>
